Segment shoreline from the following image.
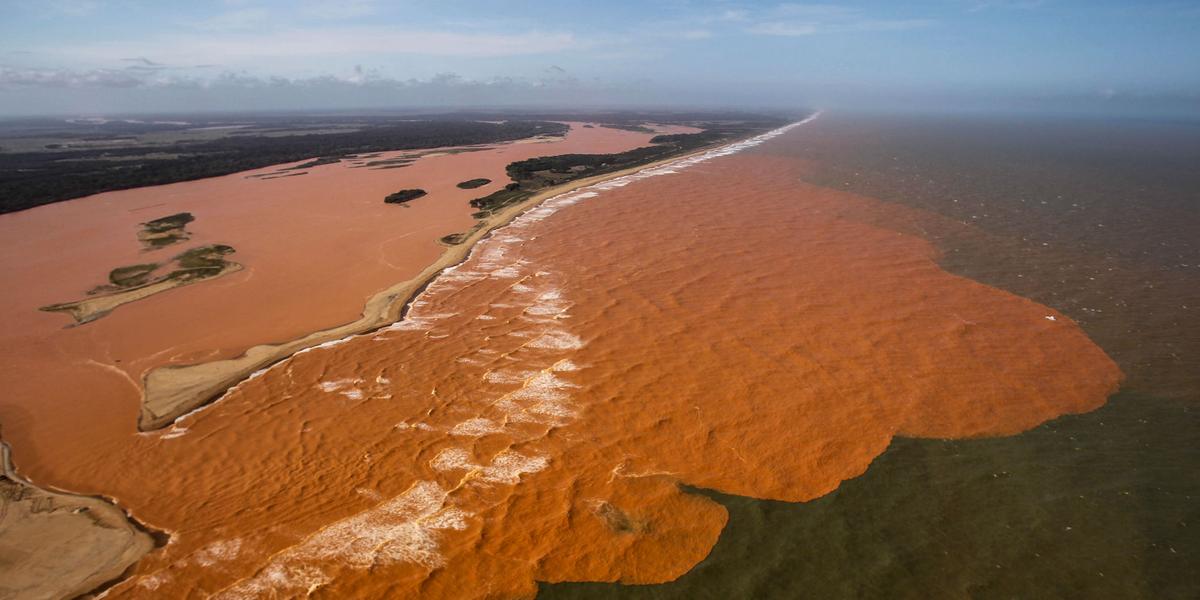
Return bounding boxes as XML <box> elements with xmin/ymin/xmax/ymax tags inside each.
<box><xmin>139</xmin><ymin>126</ymin><xmax>791</xmax><ymax>430</ymax></box>
<box><xmin>0</xmin><ymin>439</ymin><xmax>158</xmax><ymax>599</ymax></box>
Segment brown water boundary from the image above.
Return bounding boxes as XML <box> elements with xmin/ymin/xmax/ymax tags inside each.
<box><xmin>139</xmin><ymin>129</ymin><xmax>784</xmax><ymax>431</ymax></box>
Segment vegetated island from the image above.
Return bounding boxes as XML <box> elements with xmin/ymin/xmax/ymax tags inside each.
<box><xmin>456</xmin><ymin>178</ymin><xmax>492</xmax><ymax>189</ymax></box>
<box><xmin>137</xmin><ymin>211</ymin><xmax>194</xmax><ymax>249</ymax></box>
<box><xmin>0</xmin><ymin>436</ymin><xmax>157</xmax><ymax>600</ymax></box>
<box><xmin>40</xmin><ymin>244</ymin><xmax>240</xmax><ymax>324</ymax></box>
<box><xmin>384</xmin><ymin>189</ymin><xmax>427</xmax><ymax>204</ymax></box>
<box><xmin>137</xmin><ymin>115</ymin><xmax>792</xmax><ymax>430</ymax></box>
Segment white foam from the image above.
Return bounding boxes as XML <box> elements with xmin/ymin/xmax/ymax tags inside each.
<box><xmin>478</xmin><ymin>450</ymin><xmax>549</xmax><ymax>484</ymax></box>
<box><xmin>217</xmin><ymin>481</ymin><xmax>470</xmax><ymax>598</ymax></box>
<box><xmin>193</xmin><ymin>538</ymin><xmax>243</xmax><ymax>567</ymax></box>
<box><xmin>430</xmin><ymin>447</ymin><xmax>474</xmax><ymax>472</ymax></box>
<box><xmin>528</xmin><ymin>330</ymin><xmax>583</xmax><ymax>350</ymax></box>
<box><xmin>316</xmin><ymin>378</ymin><xmax>360</xmax><ymax>393</ymax></box>
<box><xmin>484</xmin><ymin>369</ymin><xmax>537</xmax><ymax>384</ymax></box>
<box><xmin>394</xmin><ymin>421</ymin><xmax>436</xmax><ymax>432</ymax></box>
<box><xmin>489</xmin><ymin>266</ymin><xmax>522</xmax><ymax>278</ymax></box>
<box><xmin>450</xmin><ymin>417</ymin><xmax>504</xmax><ymax>436</ymax></box>
<box><xmin>355</xmin><ymin>487</ymin><xmax>383</xmax><ymax>502</ymax></box>
<box><xmin>160</xmin><ymin>427</ymin><xmax>189</xmax><ymax>440</ymax></box>
<box><xmin>137</xmin><ymin>572</ymin><xmax>169</xmax><ymax>591</ymax></box>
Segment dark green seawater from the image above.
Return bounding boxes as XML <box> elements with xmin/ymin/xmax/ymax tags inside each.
<box><xmin>541</xmin><ymin>113</ymin><xmax>1199</xmax><ymax>599</ymax></box>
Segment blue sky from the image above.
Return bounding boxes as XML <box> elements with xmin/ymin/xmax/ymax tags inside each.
<box><xmin>0</xmin><ymin>0</ymin><xmax>1197</xmax><ymax>115</ymax></box>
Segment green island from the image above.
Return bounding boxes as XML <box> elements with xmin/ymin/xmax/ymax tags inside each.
<box><xmin>456</xmin><ymin>178</ymin><xmax>492</xmax><ymax>189</ymax></box>
<box><xmin>137</xmin><ymin>212</ymin><xmax>194</xmax><ymax>249</ymax></box>
<box><xmin>40</xmin><ymin>244</ymin><xmax>240</xmax><ymax>324</ymax></box>
<box><xmin>384</xmin><ymin>189</ymin><xmax>427</xmax><ymax>204</ymax></box>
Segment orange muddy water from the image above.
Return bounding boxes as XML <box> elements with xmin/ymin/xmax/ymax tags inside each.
<box><xmin>0</xmin><ymin>122</ymin><xmax>673</xmax><ymax>471</ymax></box>
<box><xmin>0</xmin><ymin>122</ymin><xmax>1119</xmax><ymax>598</ymax></box>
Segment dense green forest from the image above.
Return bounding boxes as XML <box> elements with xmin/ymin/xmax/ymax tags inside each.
<box><xmin>0</xmin><ymin>120</ymin><xmax>566</xmax><ymax>213</ymax></box>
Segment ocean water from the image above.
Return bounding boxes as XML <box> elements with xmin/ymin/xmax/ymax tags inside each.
<box><xmin>89</xmin><ymin>114</ymin><xmax>1193</xmax><ymax>598</ymax></box>
<box><xmin>543</xmin><ymin>113</ymin><xmax>1200</xmax><ymax>599</ymax></box>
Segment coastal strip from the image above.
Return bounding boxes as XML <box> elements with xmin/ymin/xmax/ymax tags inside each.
<box><xmin>139</xmin><ymin>117</ymin><xmax>815</xmax><ymax>430</ymax></box>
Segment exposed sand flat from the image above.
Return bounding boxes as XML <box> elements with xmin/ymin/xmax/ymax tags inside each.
<box><xmin>0</xmin><ymin>439</ymin><xmax>154</xmax><ymax>600</ymax></box>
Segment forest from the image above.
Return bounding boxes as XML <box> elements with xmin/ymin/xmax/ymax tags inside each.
<box><xmin>0</xmin><ymin>119</ymin><xmax>567</xmax><ymax>213</ymax></box>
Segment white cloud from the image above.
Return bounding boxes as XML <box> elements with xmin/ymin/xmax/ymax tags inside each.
<box><xmin>42</xmin><ymin>0</ymin><xmax>101</xmax><ymax>17</ymax></box>
<box><xmin>301</xmin><ymin>0</ymin><xmax>379</xmax><ymax>20</ymax></box>
<box><xmin>0</xmin><ymin>65</ymin><xmax>665</xmax><ymax>115</ymax></box>
<box><xmin>194</xmin><ymin>8</ymin><xmax>271</xmax><ymax>31</ymax></box>
<box><xmin>747</xmin><ymin>22</ymin><xmax>819</xmax><ymax>36</ymax></box>
<box><xmin>966</xmin><ymin>0</ymin><xmax>1046</xmax><ymax>12</ymax></box>
<box><xmin>0</xmin><ymin>66</ymin><xmax>142</xmax><ymax>88</ymax></box>
<box><xmin>747</xmin><ymin>18</ymin><xmax>933</xmax><ymax>36</ymax></box>
<box><xmin>704</xmin><ymin>9</ymin><xmax>750</xmax><ymax>23</ymax></box>
<box><xmin>44</xmin><ymin>28</ymin><xmax>578</xmax><ymax>66</ymax></box>
<box><xmin>775</xmin><ymin>3</ymin><xmax>859</xmax><ymax>19</ymax></box>
<box><xmin>741</xmin><ymin>4</ymin><xmax>934</xmax><ymax>36</ymax></box>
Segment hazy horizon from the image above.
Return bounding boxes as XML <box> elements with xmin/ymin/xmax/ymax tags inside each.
<box><xmin>1</xmin><ymin>0</ymin><xmax>1198</xmax><ymax>117</ymax></box>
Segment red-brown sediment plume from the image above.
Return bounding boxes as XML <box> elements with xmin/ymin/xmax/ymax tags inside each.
<box><xmin>0</xmin><ymin>123</ymin><xmax>1119</xmax><ymax>598</ymax></box>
